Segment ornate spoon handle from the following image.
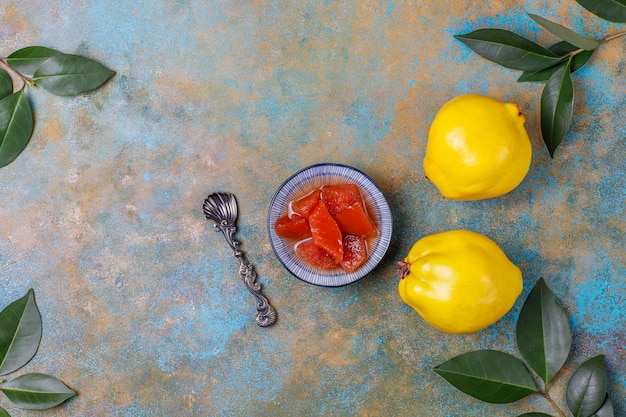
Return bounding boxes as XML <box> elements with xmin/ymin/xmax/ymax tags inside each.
<box><xmin>203</xmin><ymin>193</ymin><xmax>277</xmax><ymax>327</ymax></box>
<box><xmin>233</xmin><ymin>247</ymin><xmax>277</xmax><ymax>327</ymax></box>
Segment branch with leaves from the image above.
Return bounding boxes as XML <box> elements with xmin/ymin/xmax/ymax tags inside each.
<box><xmin>434</xmin><ymin>278</ymin><xmax>615</xmax><ymax>417</ymax></box>
<box><xmin>0</xmin><ymin>290</ymin><xmax>76</xmax><ymax>415</ymax></box>
<box><xmin>0</xmin><ymin>46</ymin><xmax>115</xmax><ymax>169</ymax></box>
<box><xmin>455</xmin><ymin>0</ymin><xmax>625</xmax><ymax>157</ymax></box>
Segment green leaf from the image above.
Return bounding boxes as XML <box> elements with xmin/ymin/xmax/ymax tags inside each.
<box><xmin>519</xmin><ymin>413</ymin><xmax>554</xmax><ymax>417</ymax></box>
<box><xmin>540</xmin><ymin>60</ymin><xmax>574</xmax><ymax>158</ymax></box>
<box><xmin>0</xmin><ymin>69</ymin><xmax>13</xmax><ymax>99</ymax></box>
<box><xmin>5</xmin><ymin>46</ymin><xmax>62</xmax><ymax>78</ymax></box>
<box><xmin>549</xmin><ymin>41</ymin><xmax>582</xmax><ymax>56</ymax></box>
<box><xmin>0</xmin><ymin>289</ymin><xmax>41</xmax><ymax>375</ymax></box>
<box><xmin>455</xmin><ymin>29</ymin><xmax>564</xmax><ymax>72</ymax></box>
<box><xmin>0</xmin><ymin>373</ymin><xmax>76</xmax><ymax>410</ymax></box>
<box><xmin>566</xmin><ymin>355</ymin><xmax>607</xmax><ymax>417</ymax></box>
<box><xmin>528</xmin><ymin>14</ymin><xmax>599</xmax><ymax>50</ymax></box>
<box><xmin>574</xmin><ymin>0</ymin><xmax>626</xmax><ymax>23</ymax></box>
<box><xmin>33</xmin><ymin>54</ymin><xmax>115</xmax><ymax>96</ymax></box>
<box><xmin>434</xmin><ymin>350</ymin><xmax>537</xmax><ymax>404</ymax></box>
<box><xmin>518</xmin><ymin>42</ymin><xmax>594</xmax><ymax>83</ymax></box>
<box><xmin>516</xmin><ymin>278</ymin><xmax>572</xmax><ymax>384</ymax></box>
<box><xmin>0</xmin><ymin>90</ymin><xmax>34</xmax><ymax>169</ymax></box>
<box><xmin>590</xmin><ymin>396</ymin><xmax>614</xmax><ymax>417</ymax></box>
<box><xmin>0</xmin><ymin>406</ymin><xmax>10</xmax><ymax>417</ymax></box>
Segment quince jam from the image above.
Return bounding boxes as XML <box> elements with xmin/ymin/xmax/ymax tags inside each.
<box><xmin>274</xmin><ymin>184</ymin><xmax>377</xmax><ymax>273</ymax></box>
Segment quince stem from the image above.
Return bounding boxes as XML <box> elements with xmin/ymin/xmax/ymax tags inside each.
<box><xmin>397</xmin><ymin>261</ymin><xmax>411</xmax><ymax>279</ymax></box>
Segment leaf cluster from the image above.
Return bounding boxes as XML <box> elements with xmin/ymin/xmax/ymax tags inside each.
<box><xmin>0</xmin><ymin>46</ymin><xmax>115</xmax><ymax>169</ymax></box>
<box><xmin>455</xmin><ymin>0</ymin><xmax>626</xmax><ymax>157</ymax></box>
<box><xmin>0</xmin><ymin>290</ymin><xmax>76</xmax><ymax>415</ymax></box>
<box><xmin>434</xmin><ymin>278</ymin><xmax>615</xmax><ymax>417</ymax></box>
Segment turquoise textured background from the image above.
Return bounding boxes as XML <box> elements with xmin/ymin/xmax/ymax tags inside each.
<box><xmin>0</xmin><ymin>1</ymin><xmax>624</xmax><ymax>416</ymax></box>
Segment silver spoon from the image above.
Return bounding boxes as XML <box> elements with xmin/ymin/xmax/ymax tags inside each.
<box><xmin>202</xmin><ymin>192</ymin><xmax>277</xmax><ymax>327</ymax></box>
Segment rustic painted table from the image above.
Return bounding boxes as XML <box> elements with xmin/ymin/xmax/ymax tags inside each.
<box><xmin>0</xmin><ymin>1</ymin><xmax>623</xmax><ymax>416</ymax></box>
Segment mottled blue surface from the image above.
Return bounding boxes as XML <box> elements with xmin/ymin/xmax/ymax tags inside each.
<box><xmin>0</xmin><ymin>1</ymin><xmax>624</xmax><ymax>416</ymax></box>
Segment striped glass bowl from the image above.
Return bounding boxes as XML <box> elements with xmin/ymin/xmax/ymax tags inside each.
<box><xmin>268</xmin><ymin>163</ymin><xmax>393</xmax><ymax>287</ymax></box>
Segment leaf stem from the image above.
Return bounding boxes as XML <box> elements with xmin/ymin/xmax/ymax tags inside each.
<box><xmin>602</xmin><ymin>31</ymin><xmax>626</xmax><ymax>43</ymax></box>
<box><xmin>540</xmin><ymin>387</ymin><xmax>568</xmax><ymax>417</ymax></box>
<box><xmin>0</xmin><ymin>58</ymin><xmax>34</xmax><ymax>90</ymax></box>
<box><xmin>562</xmin><ymin>31</ymin><xmax>626</xmax><ymax>60</ymax></box>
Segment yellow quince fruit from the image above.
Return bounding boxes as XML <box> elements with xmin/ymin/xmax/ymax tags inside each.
<box><xmin>424</xmin><ymin>94</ymin><xmax>532</xmax><ymax>200</ymax></box>
<box><xmin>398</xmin><ymin>230</ymin><xmax>523</xmax><ymax>333</ymax></box>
